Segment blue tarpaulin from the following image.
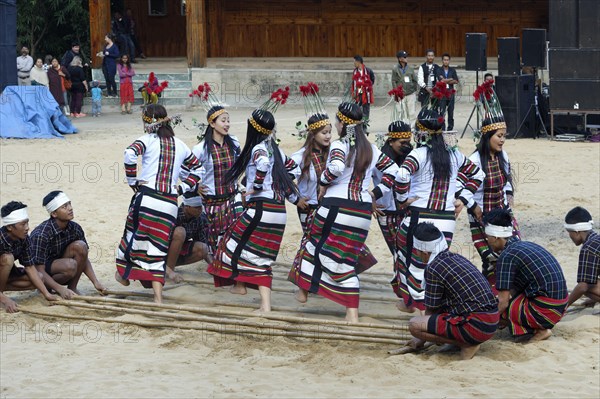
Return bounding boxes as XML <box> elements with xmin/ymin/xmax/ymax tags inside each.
<box><xmin>0</xmin><ymin>86</ymin><xmax>78</xmax><ymax>139</ymax></box>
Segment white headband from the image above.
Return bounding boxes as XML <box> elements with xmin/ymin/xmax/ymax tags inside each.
<box><xmin>484</xmin><ymin>224</ymin><xmax>513</xmax><ymax>238</ymax></box>
<box><xmin>1</xmin><ymin>207</ymin><xmax>29</xmax><ymax>226</ymax></box>
<box><xmin>45</xmin><ymin>192</ymin><xmax>70</xmax><ymax>214</ymax></box>
<box><xmin>183</xmin><ymin>195</ymin><xmax>203</xmax><ymax>207</ymax></box>
<box><xmin>413</xmin><ymin>235</ymin><xmax>445</xmax><ymax>252</ymax></box>
<box><xmin>564</xmin><ymin>221</ymin><xmax>594</xmax><ymax>232</ymax></box>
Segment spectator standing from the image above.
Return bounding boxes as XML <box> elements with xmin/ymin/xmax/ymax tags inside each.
<box><xmin>16</xmin><ymin>46</ymin><xmax>34</xmax><ymax>86</ymax></box>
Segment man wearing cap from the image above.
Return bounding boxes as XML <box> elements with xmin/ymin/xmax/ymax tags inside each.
<box><xmin>165</xmin><ymin>192</ymin><xmax>212</xmax><ymax>283</ymax></box>
<box><xmin>29</xmin><ymin>191</ymin><xmax>105</xmax><ymax>298</ymax></box>
<box><xmin>0</xmin><ymin>201</ymin><xmax>58</xmax><ymax>312</ymax></box>
<box><xmin>484</xmin><ymin>208</ymin><xmax>568</xmax><ymax>342</ymax></box>
<box><xmin>406</xmin><ymin>222</ymin><xmax>499</xmax><ymax>360</ymax></box>
<box><xmin>564</xmin><ymin>206</ymin><xmax>600</xmax><ymax>309</ymax></box>
<box><xmin>391</xmin><ymin>50</ymin><xmax>418</xmax><ymax>125</ymax></box>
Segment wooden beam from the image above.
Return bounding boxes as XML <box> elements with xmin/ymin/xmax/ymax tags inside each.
<box><xmin>187</xmin><ymin>0</ymin><xmax>207</xmax><ymax>68</ymax></box>
<box><xmin>89</xmin><ymin>0</ymin><xmax>111</xmax><ymax>68</ymax></box>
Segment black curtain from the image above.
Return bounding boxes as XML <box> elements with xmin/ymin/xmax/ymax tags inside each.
<box><xmin>0</xmin><ymin>0</ymin><xmax>17</xmax><ymax>92</ymax></box>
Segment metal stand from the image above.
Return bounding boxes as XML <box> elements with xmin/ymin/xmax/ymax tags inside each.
<box><xmin>513</xmin><ymin>67</ymin><xmax>548</xmax><ymax>139</ymax></box>
<box><xmin>461</xmin><ymin>71</ymin><xmax>480</xmax><ymax>138</ymax></box>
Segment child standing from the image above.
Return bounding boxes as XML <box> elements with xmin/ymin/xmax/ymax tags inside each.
<box><xmin>90</xmin><ymin>81</ymin><xmax>102</xmax><ymax>117</ymax></box>
<box><xmin>117</xmin><ymin>54</ymin><xmax>136</xmax><ymax>114</ymax></box>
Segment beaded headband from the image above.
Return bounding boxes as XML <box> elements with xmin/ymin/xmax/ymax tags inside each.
<box><xmin>481</xmin><ymin>121</ymin><xmax>507</xmax><ymax>134</ymax></box>
<box><xmin>249</xmin><ymin>116</ymin><xmax>272</xmax><ymax>135</ymax></box>
<box><xmin>387</xmin><ymin>131</ymin><xmax>412</xmax><ymax>139</ymax></box>
<box><xmin>336</xmin><ymin>111</ymin><xmax>361</xmax><ymax>125</ymax></box>
<box><xmin>416</xmin><ymin>121</ymin><xmax>442</xmax><ymax>134</ymax></box>
<box><xmin>308</xmin><ymin>119</ymin><xmax>331</xmax><ymax>131</ymax></box>
<box><xmin>207</xmin><ymin>108</ymin><xmax>227</xmax><ymax>123</ymax></box>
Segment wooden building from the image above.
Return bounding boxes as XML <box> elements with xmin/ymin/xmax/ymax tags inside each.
<box><xmin>90</xmin><ymin>0</ymin><xmax>549</xmax><ymax>67</ymax></box>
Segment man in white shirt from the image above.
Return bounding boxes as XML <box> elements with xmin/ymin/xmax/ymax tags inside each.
<box><xmin>417</xmin><ymin>49</ymin><xmax>440</xmax><ymax>107</ymax></box>
<box><xmin>16</xmin><ymin>46</ymin><xmax>34</xmax><ymax>86</ymax></box>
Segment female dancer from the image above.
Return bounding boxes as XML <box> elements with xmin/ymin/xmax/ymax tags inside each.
<box><xmin>116</xmin><ymin>104</ymin><xmax>202</xmax><ymax>303</ymax></box>
<box><xmin>207</xmin><ymin>98</ymin><xmax>299</xmax><ymax>312</ymax></box>
<box><xmin>393</xmin><ymin>108</ymin><xmax>484</xmax><ymax>313</ymax></box>
<box><xmin>192</xmin><ymin>105</ymin><xmax>243</xmax><ymax>255</ymax></box>
<box><xmin>290</xmin><ymin>102</ymin><xmax>397</xmax><ymax>323</ymax></box>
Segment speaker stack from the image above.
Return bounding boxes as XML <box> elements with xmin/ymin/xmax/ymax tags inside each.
<box><xmin>0</xmin><ymin>0</ymin><xmax>18</xmax><ymax>92</ymax></box>
<box><xmin>495</xmin><ymin>34</ymin><xmax>538</xmax><ymax>138</ymax></box>
<box><xmin>465</xmin><ymin>33</ymin><xmax>487</xmax><ymax>71</ymax></box>
<box><xmin>549</xmin><ymin>0</ymin><xmax>600</xmax><ymax>113</ymax></box>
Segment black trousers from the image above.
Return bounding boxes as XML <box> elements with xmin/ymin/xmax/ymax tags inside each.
<box><xmin>440</xmin><ymin>95</ymin><xmax>456</xmax><ymax>130</ymax></box>
<box><xmin>102</xmin><ymin>65</ymin><xmax>117</xmax><ymax>96</ymax></box>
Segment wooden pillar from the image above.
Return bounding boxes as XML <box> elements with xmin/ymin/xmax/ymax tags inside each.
<box><xmin>89</xmin><ymin>0</ymin><xmax>111</xmax><ymax>68</ymax></box>
<box><xmin>187</xmin><ymin>0</ymin><xmax>207</xmax><ymax>68</ymax></box>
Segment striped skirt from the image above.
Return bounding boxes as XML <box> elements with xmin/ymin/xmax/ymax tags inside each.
<box><xmin>116</xmin><ymin>187</ymin><xmax>178</xmax><ymax>288</ymax></box>
<box><xmin>391</xmin><ymin>207</ymin><xmax>455</xmax><ymax>310</ymax></box>
<box><xmin>428</xmin><ymin>311</ymin><xmax>499</xmax><ymax>345</ymax></box>
<box><xmin>207</xmin><ymin>200</ymin><xmax>286</xmax><ymax>289</ymax></box>
<box><xmin>468</xmin><ymin>207</ymin><xmax>521</xmax><ymax>291</ymax></box>
<box><xmin>505</xmin><ymin>293</ymin><xmax>568</xmax><ymax>336</ymax></box>
<box><xmin>377</xmin><ymin>211</ymin><xmax>405</xmax><ymax>256</ymax></box>
<box><xmin>297</xmin><ymin>205</ymin><xmax>319</xmax><ymax>233</ymax></box>
<box><xmin>289</xmin><ymin>202</ymin><xmax>372</xmax><ymax>308</ymax></box>
<box><xmin>204</xmin><ymin>193</ymin><xmax>243</xmax><ymax>255</ymax></box>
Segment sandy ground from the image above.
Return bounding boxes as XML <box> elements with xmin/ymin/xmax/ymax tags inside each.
<box><xmin>1</xmin><ymin>99</ymin><xmax>599</xmax><ymax>398</ymax></box>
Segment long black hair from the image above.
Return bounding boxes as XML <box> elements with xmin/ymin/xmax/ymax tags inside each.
<box><xmin>382</xmin><ymin>121</ymin><xmax>413</xmax><ymax>166</ymax></box>
<box><xmin>477</xmin><ymin>117</ymin><xmax>514</xmax><ymax>191</ymax></box>
<box><xmin>417</xmin><ymin>109</ymin><xmax>450</xmax><ymax>181</ymax></box>
<box><xmin>203</xmin><ymin>105</ymin><xmax>239</xmax><ymax>160</ymax></box>
<box><xmin>337</xmin><ymin>102</ymin><xmax>372</xmax><ymax>176</ymax></box>
<box><xmin>225</xmin><ymin>109</ymin><xmax>298</xmax><ymax>197</ymax></box>
<box><xmin>299</xmin><ymin>113</ymin><xmax>330</xmax><ymax>182</ymax></box>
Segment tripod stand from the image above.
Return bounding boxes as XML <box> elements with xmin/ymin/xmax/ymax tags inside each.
<box><xmin>461</xmin><ymin>71</ymin><xmax>480</xmax><ymax>139</ymax></box>
<box><xmin>513</xmin><ymin>68</ymin><xmax>548</xmax><ymax>139</ymax></box>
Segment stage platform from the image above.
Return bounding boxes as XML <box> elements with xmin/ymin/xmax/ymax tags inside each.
<box><xmin>91</xmin><ymin>56</ymin><xmax>537</xmax><ymax>109</ymax></box>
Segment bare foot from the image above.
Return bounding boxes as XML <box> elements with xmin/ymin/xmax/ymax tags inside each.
<box><xmin>530</xmin><ymin>329</ymin><xmax>552</xmax><ymax>342</ymax></box>
<box><xmin>253</xmin><ymin>306</ymin><xmax>271</xmax><ymax>313</ymax></box>
<box><xmin>294</xmin><ymin>288</ymin><xmax>308</xmax><ymax>303</ymax></box>
<box><xmin>166</xmin><ymin>269</ymin><xmax>184</xmax><ymax>284</ymax></box>
<box><xmin>154</xmin><ymin>295</ymin><xmax>162</xmax><ymax>304</ymax></box>
<box><xmin>115</xmin><ymin>270</ymin><xmax>130</xmax><ymax>286</ymax></box>
<box><xmin>345</xmin><ymin>308</ymin><xmax>359</xmax><ymax>323</ymax></box>
<box><xmin>229</xmin><ymin>282</ymin><xmax>247</xmax><ymax>295</ymax></box>
<box><xmin>396</xmin><ymin>300</ymin><xmax>416</xmax><ymax>314</ymax></box>
<box><xmin>460</xmin><ymin>344</ymin><xmax>481</xmax><ymax>360</ymax></box>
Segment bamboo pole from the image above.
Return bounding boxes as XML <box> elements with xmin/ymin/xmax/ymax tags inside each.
<box><xmin>21</xmin><ymin>307</ymin><xmax>407</xmax><ymax>345</ymax></box>
<box><xmin>71</xmin><ymin>295</ymin><xmax>411</xmax><ymax>330</ymax></box>
<box><xmin>184</xmin><ymin>277</ymin><xmax>399</xmax><ymax>303</ymax></box>
<box><xmin>101</xmin><ymin>289</ymin><xmax>410</xmax><ymax>321</ymax></box>
<box><xmin>56</xmin><ymin>301</ymin><xmax>410</xmax><ymax>341</ymax></box>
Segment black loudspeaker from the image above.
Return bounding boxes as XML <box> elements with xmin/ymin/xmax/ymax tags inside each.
<box><xmin>0</xmin><ymin>0</ymin><xmax>17</xmax><ymax>91</ymax></box>
<box><xmin>578</xmin><ymin>0</ymin><xmax>600</xmax><ymax>48</ymax></box>
<box><xmin>549</xmin><ymin>49</ymin><xmax>600</xmax><ymax>80</ymax></box>
<box><xmin>522</xmin><ymin>29</ymin><xmax>546</xmax><ymax>68</ymax></box>
<box><xmin>550</xmin><ymin>80</ymin><xmax>600</xmax><ymax>110</ymax></box>
<box><xmin>549</xmin><ymin>0</ymin><xmax>578</xmax><ymax>48</ymax></box>
<box><xmin>465</xmin><ymin>33</ymin><xmax>487</xmax><ymax>71</ymax></box>
<box><xmin>497</xmin><ymin>37</ymin><xmax>521</xmax><ymax>76</ymax></box>
<box><xmin>495</xmin><ymin>75</ymin><xmax>536</xmax><ymax>138</ymax></box>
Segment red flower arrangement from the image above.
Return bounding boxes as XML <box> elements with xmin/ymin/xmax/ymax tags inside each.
<box><xmin>143</xmin><ymin>72</ymin><xmax>169</xmax><ymax>95</ymax></box>
<box><xmin>387</xmin><ymin>85</ymin><xmax>405</xmax><ymax>102</ymax></box>
<box><xmin>431</xmin><ymin>81</ymin><xmax>455</xmax><ymax>100</ymax></box>
<box><xmin>189</xmin><ymin>82</ymin><xmax>212</xmax><ymax>100</ymax></box>
<box><xmin>270</xmin><ymin>86</ymin><xmax>290</xmax><ymax>105</ymax></box>
<box><xmin>299</xmin><ymin>82</ymin><xmax>319</xmax><ymax>97</ymax></box>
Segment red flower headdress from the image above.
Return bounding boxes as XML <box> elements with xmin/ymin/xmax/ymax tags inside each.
<box><xmin>143</xmin><ymin>72</ymin><xmax>169</xmax><ymax>95</ymax></box>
